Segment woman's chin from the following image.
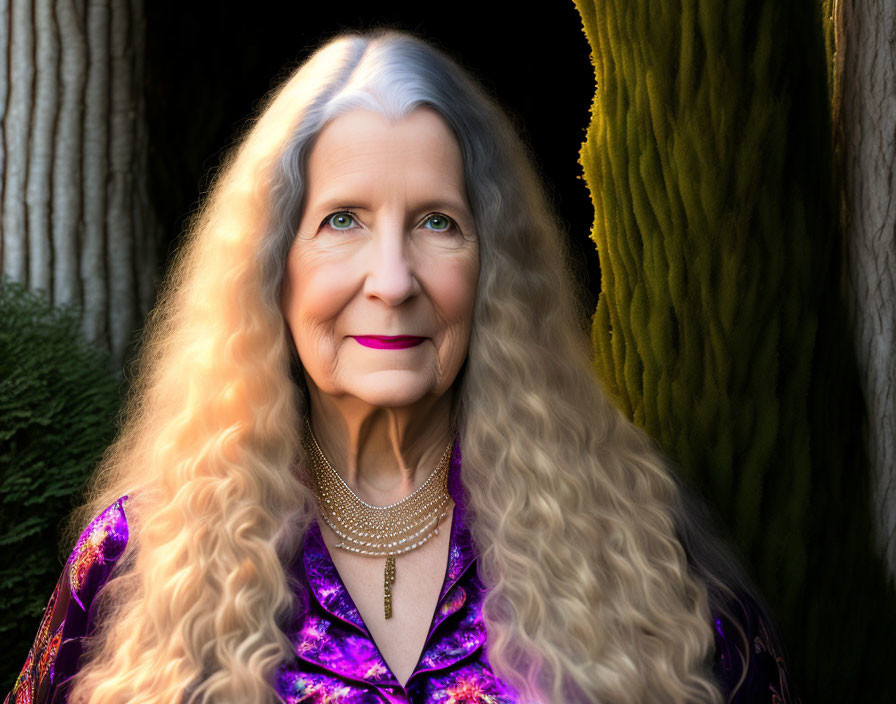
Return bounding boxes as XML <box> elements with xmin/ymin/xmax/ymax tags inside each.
<box><xmin>336</xmin><ymin>370</ymin><xmax>450</xmax><ymax>411</ymax></box>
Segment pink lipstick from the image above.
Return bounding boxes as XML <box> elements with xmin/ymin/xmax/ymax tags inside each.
<box><xmin>353</xmin><ymin>335</ymin><xmax>426</xmax><ymax>350</ymax></box>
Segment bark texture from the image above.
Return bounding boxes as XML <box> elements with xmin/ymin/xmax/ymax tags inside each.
<box><xmin>838</xmin><ymin>0</ymin><xmax>896</xmax><ymax>579</ymax></box>
<box><xmin>575</xmin><ymin>0</ymin><xmax>896</xmax><ymax>700</ymax></box>
<box><xmin>0</xmin><ymin>0</ymin><xmax>158</xmax><ymax>368</ymax></box>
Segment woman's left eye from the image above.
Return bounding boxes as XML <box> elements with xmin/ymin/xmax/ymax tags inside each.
<box><xmin>324</xmin><ymin>211</ymin><xmax>358</xmax><ymax>230</ymax></box>
<box><xmin>422</xmin><ymin>214</ymin><xmax>455</xmax><ymax>232</ymax></box>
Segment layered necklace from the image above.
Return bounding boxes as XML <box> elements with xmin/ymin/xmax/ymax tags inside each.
<box><xmin>302</xmin><ymin>420</ymin><xmax>454</xmax><ymax>619</ymax></box>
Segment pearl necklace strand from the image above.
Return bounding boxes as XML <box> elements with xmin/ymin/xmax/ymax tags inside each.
<box><xmin>302</xmin><ymin>420</ymin><xmax>453</xmax><ymax>619</ymax></box>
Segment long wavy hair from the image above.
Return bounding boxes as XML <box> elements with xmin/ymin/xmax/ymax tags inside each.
<box><xmin>68</xmin><ymin>29</ymin><xmax>750</xmax><ymax>704</ymax></box>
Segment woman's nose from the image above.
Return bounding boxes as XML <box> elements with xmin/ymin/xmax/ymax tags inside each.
<box><xmin>363</xmin><ymin>228</ymin><xmax>419</xmax><ymax>306</ymax></box>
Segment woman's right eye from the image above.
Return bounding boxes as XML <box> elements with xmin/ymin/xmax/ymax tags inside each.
<box><xmin>324</xmin><ymin>212</ymin><xmax>357</xmax><ymax>230</ymax></box>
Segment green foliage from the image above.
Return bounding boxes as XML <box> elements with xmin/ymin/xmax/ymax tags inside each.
<box><xmin>0</xmin><ymin>279</ymin><xmax>121</xmax><ymax>691</ymax></box>
<box><xmin>574</xmin><ymin>0</ymin><xmax>896</xmax><ymax>700</ymax></box>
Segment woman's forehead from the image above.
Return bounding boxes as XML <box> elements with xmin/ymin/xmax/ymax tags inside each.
<box><xmin>304</xmin><ymin>108</ymin><xmax>468</xmax><ymax>208</ymax></box>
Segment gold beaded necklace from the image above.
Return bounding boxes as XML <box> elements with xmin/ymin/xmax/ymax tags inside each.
<box><xmin>302</xmin><ymin>420</ymin><xmax>454</xmax><ymax>619</ymax></box>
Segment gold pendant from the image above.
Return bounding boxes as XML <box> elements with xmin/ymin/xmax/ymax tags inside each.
<box><xmin>384</xmin><ymin>555</ymin><xmax>396</xmax><ymax>619</ymax></box>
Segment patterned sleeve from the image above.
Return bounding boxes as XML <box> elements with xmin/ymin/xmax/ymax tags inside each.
<box><xmin>4</xmin><ymin>497</ymin><xmax>130</xmax><ymax>704</ymax></box>
<box><xmin>712</xmin><ymin>588</ymin><xmax>801</xmax><ymax>704</ymax></box>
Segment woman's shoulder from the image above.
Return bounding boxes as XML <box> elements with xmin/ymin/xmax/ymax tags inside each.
<box><xmin>669</xmin><ymin>479</ymin><xmax>800</xmax><ymax>702</ymax></box>
<box><xmin>4</xmin><ymin>496</ymin><xmax>131</xmax><ymax>704</ymax></box>
<box><xmin>66</xmin><ymin>495</ymin><xmax>130</xmax><ymax>606</ymax></box>
<box><xmin>710</xmin><ymin>585</ymin><xmax>800</xmax><ymax>704</ymax></box>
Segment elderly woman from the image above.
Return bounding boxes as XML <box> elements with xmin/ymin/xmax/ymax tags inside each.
<box><xmin>6</xmin><ymin>30</ymin><xmax>796</xmax><ymax>704</ymax></box>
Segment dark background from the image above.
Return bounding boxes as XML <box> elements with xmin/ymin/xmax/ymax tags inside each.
<box><xmin>144</xmin><ymin>0</ymin><xmax>600</xmax><ymax>310</ymax></box>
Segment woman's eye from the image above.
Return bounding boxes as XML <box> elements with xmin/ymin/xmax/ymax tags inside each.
<box><xmin>325</xmin><ymin>212</ymin><xmax>357</xmax><ymax>230</ymax></box>
<box><xmin>422</xmin><ymin>214</ymin><xmax>455</xmax><ymax>232</ymax></box>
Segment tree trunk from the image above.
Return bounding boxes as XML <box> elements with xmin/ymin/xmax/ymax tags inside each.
<box><xmin>575</xmin><ymin>0</ymin><xmax>896</xmax><ymax>699</ymax></box>
<box><xmin>0</xmin><ymin>0</ymin><xmax>158</xmax><ymax>368</ymax></box>
<box><xmin>837</xmin><ymin>0</ymin><xmax>896</xmax><ymax>581</ymax></box>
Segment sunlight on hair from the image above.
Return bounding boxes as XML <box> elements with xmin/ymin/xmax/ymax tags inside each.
<box><xmin>66</xmin><ymin>30</ymin><xmax>725</xmax><ymax>704</ymax></box>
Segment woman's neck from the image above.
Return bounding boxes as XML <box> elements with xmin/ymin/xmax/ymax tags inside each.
<box><xmin>305</xmin><ymin>389</ymin><xmax>455</xmax><ymax>506</ymax></box>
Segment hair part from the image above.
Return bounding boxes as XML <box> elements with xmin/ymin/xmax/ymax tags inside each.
<box><xmin>70</xmin><ymin>29</ymin><xmax>728</xmax><ymax>703</ymax></box>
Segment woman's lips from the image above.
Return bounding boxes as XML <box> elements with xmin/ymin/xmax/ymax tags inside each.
<box><xmin>352</xmin><ymin>335</ymin><xmax>426</xmax><ymax>350</ymax></box>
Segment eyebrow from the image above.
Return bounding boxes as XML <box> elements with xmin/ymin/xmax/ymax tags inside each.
<box><xmin>411</xmin><ymin>197</ymin><xmax>473</xmax><ymax>215</ymax></box>
<box><xmin>309</xmin><ymin>195</ymin><xmax>473</xmax><ymax>218</ymax></box>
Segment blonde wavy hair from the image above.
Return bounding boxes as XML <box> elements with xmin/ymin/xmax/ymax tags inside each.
<box><xmin>68</xmin><ymin>29</ymin><xmax>743</xmax><ymax>704</ymax></box>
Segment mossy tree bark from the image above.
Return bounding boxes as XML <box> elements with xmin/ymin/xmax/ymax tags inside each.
<box><xmin>0</xmin><ymin>0</ymin><xmax>159</xmax><ymax>368</ymax></box>
<box><xmin>574</xmin><ymin>0</ymin><xmax>896</xmax><ymax>700</ymax></box>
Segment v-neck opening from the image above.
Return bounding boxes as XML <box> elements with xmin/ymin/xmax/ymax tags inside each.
<box><xmin>294</xmin><ymin>437</ymin><xmax>480</xmax><ymax>693</ymax></box>
<box><xmin>307</xmin><ymin>500</ymin><xmax>458</xmax><ymax>690</ymax></box>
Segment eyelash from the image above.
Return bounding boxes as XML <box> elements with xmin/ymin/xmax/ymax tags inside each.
<box><xmin>320</xmin><ymin>210</ymin><xmax>459</xmax><ymax>233</ymax></box>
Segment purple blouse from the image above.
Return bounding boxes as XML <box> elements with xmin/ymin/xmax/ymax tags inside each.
<box><xmin>6</xmin><ymin>445</ymin><xmax>798</xmax><ymax>703</ymax></box>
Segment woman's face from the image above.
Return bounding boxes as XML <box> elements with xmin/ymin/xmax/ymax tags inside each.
<box><xmin>281</xmin><ymin>107</ymin><xmax>479</xmax><ymax>412</ymax></box>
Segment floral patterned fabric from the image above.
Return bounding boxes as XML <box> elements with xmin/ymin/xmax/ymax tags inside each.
<box><xmin>5</xmin><ymin>446</ymin><xmax>798</xmax><ymax>703</ymax></box>
<box><xmin>4</xmin><ymin>497</ymin><xmax>129</xmax><ymax>704</ymax></box>
<box><xmin>276</xmin><ymin>445</ymin><xmax>513</xmax><ymax>703</ymax></box>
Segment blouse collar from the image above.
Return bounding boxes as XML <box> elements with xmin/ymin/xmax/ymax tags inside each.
<box><xmin>295</xmin><ymin>438</ymin><xmax>484</xmax><ymax>689</ymax></box>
